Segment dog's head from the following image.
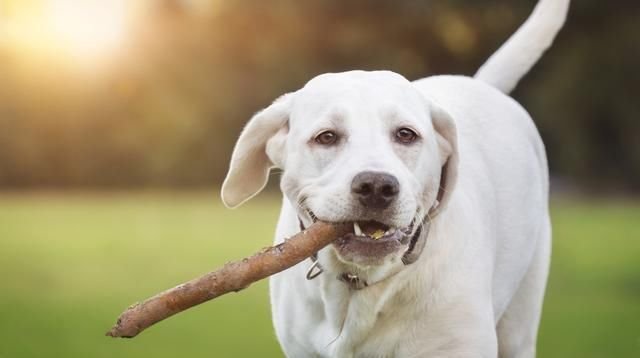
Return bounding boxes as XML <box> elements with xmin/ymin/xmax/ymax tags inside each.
<box><xmin>222</xmin><ymin>71</ymin><xmax>458</xmax><ymax>283</ymax></box>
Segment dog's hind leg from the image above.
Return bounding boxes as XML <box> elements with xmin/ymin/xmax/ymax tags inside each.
<box><xmin>496</xmin><ymin>216</ymin><xmax>551</xmax><ymax>358</ymax></box>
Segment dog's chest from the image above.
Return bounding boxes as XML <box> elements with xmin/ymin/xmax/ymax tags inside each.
<box><xmin>312</xmin><ymin>276</ymin><xmax>420</xmax><ymax>357</ymax></box>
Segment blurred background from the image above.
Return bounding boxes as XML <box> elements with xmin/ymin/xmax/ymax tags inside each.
<box><xmin>0</xmin><ymin>0</ymin><xmax>638</xmax><ymax>357</ymax></box>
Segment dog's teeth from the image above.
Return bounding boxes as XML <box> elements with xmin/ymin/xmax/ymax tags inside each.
<box><xmin>353</xmin><ymin>222</ymin><xmax>363</xmax><ymax>236</ymax></box>
<box><xmin>386</xmin><ymin>228</ymin><xmax>396</xmax><ymax>235</ymax></box>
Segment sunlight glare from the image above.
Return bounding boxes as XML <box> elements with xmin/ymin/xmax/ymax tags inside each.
<box><xmin>46</xmin><ymin>0</ymin><xmax>128</xmax><ymax>59</ymax></box>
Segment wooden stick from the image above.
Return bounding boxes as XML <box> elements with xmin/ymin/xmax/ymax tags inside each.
<box><xmin>106</xmin><ymin>221</ymin><xmax>349</xmax><ymax>338</ymax></box>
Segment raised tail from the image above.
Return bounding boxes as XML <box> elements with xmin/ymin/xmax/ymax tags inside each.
<box><xmin>474</xmin><ymin>0</ymin><xmax>570</xmax><ymax>94</ymax></box>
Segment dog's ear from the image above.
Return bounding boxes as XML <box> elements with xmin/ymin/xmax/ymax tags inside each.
<box><xmin>221</xmin><ymin>94</ymin><xmax>292</xmax><ymax>208</ymax></box>
<box><xmin>429</xmin><ymin>102</ymin><xmax>459</xmax><ymax>216</ymax></box>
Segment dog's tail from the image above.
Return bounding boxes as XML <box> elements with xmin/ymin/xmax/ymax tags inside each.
<box><xmin>474</xmin><ymin>0</ymin><xmax>570</xmax><ymax>94</ymax></box>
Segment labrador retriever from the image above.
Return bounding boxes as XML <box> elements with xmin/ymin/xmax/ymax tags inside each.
<box><xmin>222</xmin><ymin>0</ymin><xmax>570</xmax><ymax>356</ymax></box>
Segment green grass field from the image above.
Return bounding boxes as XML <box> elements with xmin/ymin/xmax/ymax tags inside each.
<box><xmin>0</xmin><ymin>192</ymin><xmax>638</xmax><ymax>357</ymax></box>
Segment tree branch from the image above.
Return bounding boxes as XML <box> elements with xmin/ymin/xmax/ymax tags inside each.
<box><xmin>106</xmin><ymin>221</ymin><xmax>348</xmax><ymax>338</ymax></box>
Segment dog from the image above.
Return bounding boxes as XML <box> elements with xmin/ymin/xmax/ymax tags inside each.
<box><xmin>221</xmin><ymin>0</ymin><xmax>570</xmax><ymax>356</ymax></box>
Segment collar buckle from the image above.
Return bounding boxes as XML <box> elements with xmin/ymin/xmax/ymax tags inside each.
<box><xmin>339</xmin><ymin>272</ymin><xmax>368</xmax><ymax>290</ymax></box>
<box><xmin>305</xmin><ymin>257</ymin><xmax>323</xmax><ymax>280</ymax></box>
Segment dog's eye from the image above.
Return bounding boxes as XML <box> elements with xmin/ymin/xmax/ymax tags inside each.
<box><xmin>315</xmin><ymin>130</ymin><xmax>338</xmax><ymax>145</ymax></box>
<box><xmin>395</xmin><ymin>127</ymin><xmax>418</xmax><ymax>144</ymax></box>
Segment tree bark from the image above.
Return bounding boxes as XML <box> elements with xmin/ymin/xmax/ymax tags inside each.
<box><xmin>106</xmin><ymin>221</ymin><xmax>348</xmax><ymax>338</ymax></box>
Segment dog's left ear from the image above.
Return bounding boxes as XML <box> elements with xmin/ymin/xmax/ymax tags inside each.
<box><xmin>429</xmin><ymin>102</ymin><xmax>459</xmax><ymax>216</ymax></box>
<box><xmin>221</xmin><ymin>94</ymin><xmax>292</xmax><ymax>208</ymax></box>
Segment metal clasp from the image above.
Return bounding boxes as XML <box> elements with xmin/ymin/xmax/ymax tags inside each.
<box><xmin>306</xmin><ymin>260</ymin><xmax>323</xmax><ymax>280</ymax></box>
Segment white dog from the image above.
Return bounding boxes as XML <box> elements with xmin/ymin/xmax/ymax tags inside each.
<box><xmin>222</xmin><ymin>0</ymin><xmax>570</xmax><ymax>356</ymax></box>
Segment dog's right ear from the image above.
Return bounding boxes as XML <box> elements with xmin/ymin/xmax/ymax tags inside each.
<box><xmin>221</xmin><ymin>94</ymin><xmax>292</xmax><ymax>208</ymax></box>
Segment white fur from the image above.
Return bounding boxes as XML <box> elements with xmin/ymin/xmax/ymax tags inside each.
<box><xmin>222</xmin><ymin>1</ymin><xmax>569</xmax><ymax>357</ymax></box>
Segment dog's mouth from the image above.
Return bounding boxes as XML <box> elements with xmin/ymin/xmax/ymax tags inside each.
<box><xmin>303</xmin><ymin>208</ymin><xmax>423</xmax><ymax>266</ymax></box>
<box><xmin>345</xmin><ymin>220</ymin><xmax>414</xmax><ymax>244</ymax></box>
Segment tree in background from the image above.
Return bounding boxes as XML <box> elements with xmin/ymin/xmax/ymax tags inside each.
<box><xmin>0</xmin><ymin>0</ymin><xmax>637</xmax><ymax>192</ymax></box>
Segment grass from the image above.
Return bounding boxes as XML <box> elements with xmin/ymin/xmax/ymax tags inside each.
<box><xmin>540</xmin><ymin>199</ymin><xmax>640</xmax><ymax>357</ymax></box>
<box><xmin>0</xmin><ymin>192</ymin><xmax>638</xmax><ymax>357</ymax></box>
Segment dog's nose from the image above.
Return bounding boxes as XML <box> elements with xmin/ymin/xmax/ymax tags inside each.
<box><xmin>351</xmin><ymin>171</ymin><xmax>400</xmax><ymax>209</ymax></box>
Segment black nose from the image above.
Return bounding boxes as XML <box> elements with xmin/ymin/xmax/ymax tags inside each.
<box><xmin>351</xmin><ymin>171</ymin><xmax>400</xmax><ymax>209</ymax></box>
